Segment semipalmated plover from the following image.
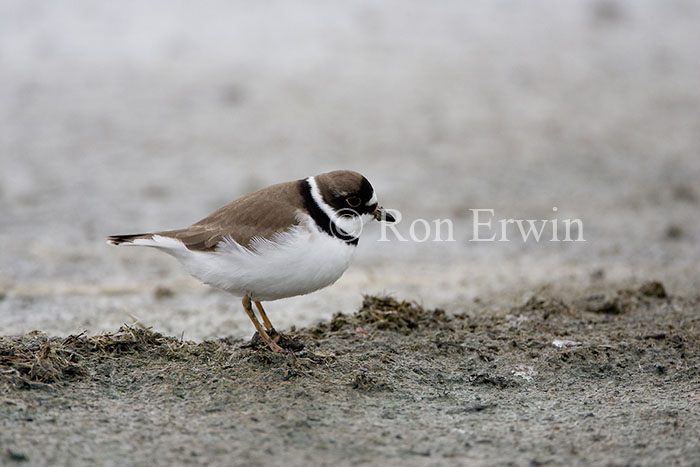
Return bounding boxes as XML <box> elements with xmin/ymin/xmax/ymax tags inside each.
<box><xmin>108</xmin><ymin>170</ymin><xmax>395</xmax><ymax>352</ymax></box>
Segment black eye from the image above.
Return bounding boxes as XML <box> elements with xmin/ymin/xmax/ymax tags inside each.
<box><xmin>346</xmin><ymin>196</ymin><xmax>361</xmax><ymax>207</ymax></box>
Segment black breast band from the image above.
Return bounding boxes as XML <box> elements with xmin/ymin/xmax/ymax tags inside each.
<box><xmin>298</xmin><ymin>179</ymin><xmax>359</xmax><ymax>246</ymax></box>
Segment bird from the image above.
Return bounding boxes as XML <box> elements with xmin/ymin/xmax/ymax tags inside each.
<box><xmin>107</xmin><ymin>170</ymin><xmax>395</xmax><ymax>352</ymax></box>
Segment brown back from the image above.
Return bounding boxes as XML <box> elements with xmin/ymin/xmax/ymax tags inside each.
<box><xmin>157</xmin><ymin>180</ymin><xmax>305</xmax><ymax>251</ymax></box>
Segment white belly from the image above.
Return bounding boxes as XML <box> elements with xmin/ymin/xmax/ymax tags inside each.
<box><xmin>163</xmin><ymin>222</ymin><xmax>356</xmax><ymax>301</ymax></box>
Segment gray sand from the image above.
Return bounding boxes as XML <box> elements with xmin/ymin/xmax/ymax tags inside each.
<box><xmin>2</xmin><ymin>290</ymin><xmax>699</xmax><ymax>466</ymax></box>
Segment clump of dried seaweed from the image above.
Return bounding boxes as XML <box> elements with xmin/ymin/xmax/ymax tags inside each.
<box><xmin>515</xmin><ymin>280</ymin><xmax>672</xmax><ymax>319</ymax></box>
<box><xmin>0</xmin><ymin>325</ymin><xmax>186</xmax><ymax>390</ymax></box>
<box><xmin>64</xmin><ymin>325</ymin><xmax>182</xmax><ymax>355</ymax></box>
<box><xmin>0</xmin><ymin>334</ymin><xmax>84</xmax><ymax>388</ymax></box>
<box><xmin>316</xmin><ymin>295</ymin><xmax>451</xmax><ymax>336</ymax></box>
<box><xmin>516</xmin><ymin>295</ymin><xmax>572</xmax><ymax>319</ymax></box>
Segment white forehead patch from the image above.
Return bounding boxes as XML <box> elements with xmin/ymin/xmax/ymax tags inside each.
<box><xmin>366</xmin><ymin>191</ymin><xmax>377</xmax><ymax>206</ymax></box>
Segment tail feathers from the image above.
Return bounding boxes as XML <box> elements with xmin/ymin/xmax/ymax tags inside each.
<box><xmin>107</xmin><ymin>233</ymin><xmax>154</xmax><ymax>246</ymax></box>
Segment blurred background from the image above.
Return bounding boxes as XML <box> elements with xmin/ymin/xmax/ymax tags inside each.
<box><xmin>1</xmin><ymin>0</ymin><xmax>699</xmax><ymax>339</ymax></box>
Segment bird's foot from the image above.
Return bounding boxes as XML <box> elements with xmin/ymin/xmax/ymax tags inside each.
<box><xmin>267</xmin><ymin>339</ymin><xmax>286</xmax><ymax>353</ymax></box>
<box><xmin>249</xmin><ymin>330</ymin><xmax>304</xmax><ymax>353</ymax></box>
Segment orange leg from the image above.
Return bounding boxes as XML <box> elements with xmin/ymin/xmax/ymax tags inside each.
<box><xmin>242</xmin><ymin>295</ymin><xmax>284</xmax><ymax>353</ymax></box>
<box><xmin>254</xmin><ymin>301</ymin><xmax>275</xmax><ymax>332</ymax></box>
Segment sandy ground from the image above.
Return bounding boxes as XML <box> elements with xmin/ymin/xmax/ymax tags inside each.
<box><xmin>1</xmin><ymin>0</ymin><xmax>699</xmax><ymax>465</ymax></box>
<box><xmin>2</xmin><ymin>286</ymin><xmax>699</xmax><ymax>466</ymax></box>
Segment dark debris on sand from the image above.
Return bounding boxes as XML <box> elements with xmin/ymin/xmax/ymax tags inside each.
<box><xmin>321</xmin><ymin>295</ymin><xmax>452</xmax><ymax>335</ymax></box>
<box><xmin>1</xmin><ymin>281</ymin><xmax>699</xmax><ymax>466</ymax></box>
<box><xmin>0</xmin><ymin>327</ymin><xmax>186</xmax><ymax>389</ymax></box>
<box><xmin>1</xmin><ymin>283</ymin><xmax>697</xmax><ymax>391</ymax></box>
